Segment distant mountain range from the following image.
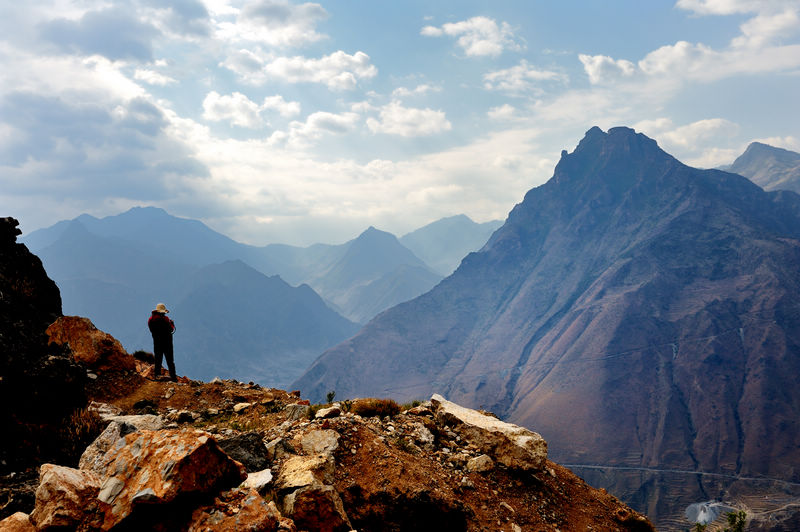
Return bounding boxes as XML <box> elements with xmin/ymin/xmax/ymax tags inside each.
<box><xmin>293</xmin><ymin>126</ymin><xmax>800</xmax><ymax>525</ymax></box>
<box><xmin>23</xmin><ymin>207</ymin><xmax>499</xmax><ymax>385</ymax></box>
<box><xmin>400</xmin><ymin>215</ymin><xmax>503</xmax><ymax>275</ymax></box>
<box><xmin>729</xmin><ymin>141</ymin><xmax>800</xmax><ymax>193</ymax></box>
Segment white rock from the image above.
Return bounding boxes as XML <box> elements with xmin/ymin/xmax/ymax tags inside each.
<box><xmin>430</xmin><ymin>394</ymin><xmax>547</xmax><ymax>471</ymax></box>
<box><xmin>242</xmin><ymin>469</ymin><xmax>273</xmax><ymax>493</ymax></box>
<box><xmin>233</xmin><ymin>402</ymin><xmax>253</xmax><ymax>413</ymax></box>
<box><xmin>299</xmin><ymin>429</ymin><xmax>340</xmax><ymax>457</ymax></box>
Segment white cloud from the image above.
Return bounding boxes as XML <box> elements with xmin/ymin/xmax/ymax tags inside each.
<box><xmin>218</xmin><ymin>0</ymin><xmax>329</xmax><ymax>47</ymax></box>
<box><xmin>578</xmin><ymin>54</ymin><xmax>636</xmax><ymax>84</ymax></box>
<box><xmin>487</xmin><ymin>104</ymin><xmax>517</xmax><ymax>121</ymax></box>
<box><xmin>421</xmin><ymin>16</ymin><xmax>524</xmax><ymax>57</ymax></box>
<box><xmin>224</xmin><ymin>50</ymin><xmax>377</xmax><ymax>89</ymax></box>
<box><xmin>657</xmin><ymin>118</ymin><xmax>739</xmax><ymax>148</ymax></box>
<box><xmin>676</xmin><ymin>0</ymin><xmax>767</xmax><ymax>15</ymax></box>
<box><xmin>584</xmin><ymin>2</ymin><xmax>800</xmax><ymax>86</ymax></box>
<box><xmin>266</xmin><ymin>51</ymin><xmax>376</xmax><ymax>89</ymax></box>
<box><xmin>391</xmin><ymin>84</ymin><xmax>441</xmax><ymax>98</ymax></box>
<box><xmin>366</xmin><ymin>101</ymin><xmax>452</xmax><ymax>137</ymax></box>
<box><xmin>633</xmin><ymin>117</ymin><xmax>741</xmax><ymax>167</ymax></box>
<box><xmin>483</xmin><ymin>60</ymin><xmax>566</xmax><ymax>94</ymax></box>
<box><xmin>637</xmin><ymin>41</ymin><xmax>718</xmax><ymax>77</ymax></box>
<box><xmin>202</xmin><ymin>91</ymin><xmax>263</xmax><ymax>128</ymax></box>
<box><xmin>262</xmin><ymin>94</ymin><xmax>300</xmax><ymax>117</ymax></box>
<box><xmin>134</xmin><ymin>68</ymin><xmax>177</xmax><ymax>86</ymax></box>
<box><xmin>732</xmin><ymin>8</ymin><xmax>800</xmax><ymax>48</ymax></box>
<box><xmin>278</xmin><ymin>110</ymin><xmax>360</xmax><ymax>147</ymax></box>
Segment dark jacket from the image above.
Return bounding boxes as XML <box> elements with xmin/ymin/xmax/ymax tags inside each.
<box><xmin>148</xmin><ymin>311</ymin><xmax>175</xmax><ymax>340</ymax></box>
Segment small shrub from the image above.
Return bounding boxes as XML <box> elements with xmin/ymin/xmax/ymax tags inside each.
<box><xmin>394</xmin><ymin>436</ymin><xmax>418</xmax><ymax>454</ymax></box>
<box><xmin>400</xmin><ymin>399</ymin><xmax>422</xmax><ymax>411</ymax></box>
<box><xmin>132</xmin><ymin>350</ymin><xmax>155</xmax><ymax>363</ymax></box>
<box><xmin>307</xmin><ymin>404</ymin><xmax>323</xmax><ymax>419</ymax></box>
<box><xmin>59</xmin><ymin>408</ymin><xmax>106</xmax><ymax>465</ymax></box>
<box><xmin>350</xmin><ymin>398</ymin><xmax>401</xmax><ymax>418</ymax></box>
<box><xmin>326</xmin><ymin>390</ymin><xmax>336</xmax><ymax>404</ymax></box>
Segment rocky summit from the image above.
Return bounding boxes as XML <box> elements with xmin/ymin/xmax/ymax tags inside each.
<box><xmin>0</xmin><ymin>330</ymin><xmax>655</xmax><ymax>531</ymax></box>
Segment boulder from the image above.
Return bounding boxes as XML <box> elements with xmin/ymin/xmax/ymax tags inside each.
<box><xmin>45</xmin><ymin>316</ymin><xmax>135</xmax><ymax>371</ymax></box>
<box><xmin>233</xmin><ymin>402</ymin><xmax>253</xmax><ymax>413</ymax></box>
<box><xmin>315</xmin><ymin>405</ymin><xmax>341</xmax><ymax>419</ymax></box>
<box><xmin>0</xmin><ymin>512</ymin><xmax>35</xmax><ymax>531</ymax></box>
<box><xmin>78</xmin><ymin>416</ymin><xmax>163</xmax><ymax>476</ymax></box>
<box><xmin>29</xmin><ymin>464</ymin><xmax>102</xmax><ymax>530</ymax></box>
<box><xmin>430</xmin><ymin>394</ymin><xmax>547</xmax><ymax>471</ymax></box>
<box><xmin>266</xmin><ymin>438</ymin><xmax>294</xmax><ymax>463</ymax></box>
<box><xmin>298</xmin><ymin>429</ymin><xmax>339</xmax><ymax>457</ymax></box>
<box><xmin>217</xmin><ymin>432</ymin><xmax>269</xmax><ymax>471</ymax></box>
<box><xmin>92</xmin><ymin>428</ymin><xmax>247</xmax><ymax>529</ymax></box>
<box><xmin>283</xmin><ymin>404</ymin><xmax>310</xmax><ymax>421</ymax></box>
<box><xmin>103</xmin><ymin>414</ymin><xmax>164</xmax><ymax>430</ymax></box>
<box><xmin>275</xmin><ymin>455</ymin><xmax>334</xmax><ymax>491</ymax></box>
<box><xmin>466</xmin><ymin>454</ymin><xmax>495</xmax><ymax>473</ymax></box>
<box><xmin>188</xmin><ymin>488</ymin><xmax>283</xmax><ymax>532</ymax></box>
<box><xmin>282</xmin><ymin>484</ymin><xmax>351</xmax><ymax>532</ymax></box>
<box><xmin>241</xmin><ymin>469</ymin><xmax>274</xmax><ymax>494</ymax></box>
<box><xmin>408</xmin><ymin>422</ymin><xmax>435</xmax><ymax>448</ymax></box>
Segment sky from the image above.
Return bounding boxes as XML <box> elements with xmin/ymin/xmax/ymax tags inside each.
<box><xmin>1</xmin><ymin>0</ymin><xmax>799</xmax><ymax>246</ymax></box>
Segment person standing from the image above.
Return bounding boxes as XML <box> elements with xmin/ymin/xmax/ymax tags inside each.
<box><xmin>148</xmin><ymin>303</ymin><xmax>177</xmax><ymax>381</ymax></box>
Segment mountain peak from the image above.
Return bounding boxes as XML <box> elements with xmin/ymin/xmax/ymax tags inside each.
<box><xmin>730</xmin><ymin>140</ymin><xmax>800</xmax><ymax>193</ymax></box>
<box><xmin>353</xmin><ymin>226</ymin><xmax>398</xmax><ymax>246</ymax></box>
<box><xmin>546</xmin><ymin>126</ymin><xmax>675</xmax><ymax>198</ymax></box>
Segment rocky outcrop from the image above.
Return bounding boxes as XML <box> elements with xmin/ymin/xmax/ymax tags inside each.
<box><xmin>46</xmin><ymin>316</ymin><xmax>135</xmax><ymax>372</ymax></box>
<box><xmin>0</xmin><ymin>217</ymin><xmax>86</xmax><ymax>473</ymax></box>
<box><xmin>431</xmin><ymin>393</ymin><xmax>547</xmax><ymax>471</ymax></box>
<box><xmin>91</xmin><ymin>428</ymin><xmax>247</xmax><ymax>529</ymax></box>
<box><xmin>29</xmin><ymin>464</ymin><xmax>101</xmax><ymax>530</ymax></box>
<box><xmin>21</xmin><ymin>427</ymin><xmax>251</xmax><ymax>531</ymax></box>
<box><xmin>2</xmin><ymin>374</ymin><xmax>654</xmax><ymax>531</ymax></box>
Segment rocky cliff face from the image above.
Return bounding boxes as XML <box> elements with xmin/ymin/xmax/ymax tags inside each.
<box><xmin>0</xmin><ymin>217</ymin><xmax>87</xmax><ymax>472</ymax></box>
<box><xmin>293</xmin><ymin>127</ymin><xmax>800</xmax><ymax>526</ymax></box>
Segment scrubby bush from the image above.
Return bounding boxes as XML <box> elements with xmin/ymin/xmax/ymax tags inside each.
<box><xmin>132</xmin><ymin>350</ymin><xmax>155</xmax><ymax>363</ymax></box>
<box><xmin>350</xmin><ymin>398</ymin><xmax>401</xmax><ymax>418</ymax></box>
<box><xmin>58</xmin><ymin>407</ymin><xmax>106</xmax><ymax>466</ymax></box>
<box><xmin>400</xmin><ymin>399</ymin><xmax>422</xmax><ymax>410</ymax></box>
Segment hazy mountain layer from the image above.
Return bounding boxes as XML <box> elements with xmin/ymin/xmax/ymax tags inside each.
<box><xmin>293</xmin><ymin>126</ymin><xmax>800</xmax><ymax>524</ymax></box>
<box><xmin>25</xmin><ymin>208</ymin><xmax>448</xmax><ymax>325</ymax></box>
<box><xmin>730</xmin><ymin>141</ymin><xmax>800</xmax><ymax>193</ymax></box>
<box><xmin>400</xmin><ymin>214</ymin><xmax>503</xmax><ymax>275</ymax></box>
<box><xmin>32</xmin><ymin>221</ymin><xmax>359</xmax><ymax>387</ymax></box>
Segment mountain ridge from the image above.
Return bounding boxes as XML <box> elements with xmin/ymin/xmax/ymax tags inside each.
<box><xmin>730</xmin><ymin>141</ymin><xmax>800</xmax><ymax>194</ymax></box>
<box><xmin>292</xmin><ymin>126</ymin><xmax>800</xmax><ymax>527</ymax></box>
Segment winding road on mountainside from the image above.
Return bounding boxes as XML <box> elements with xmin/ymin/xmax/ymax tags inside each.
<box><xmin>562</xmin><ymin>464</ymin><xmax>800</xmax><ymax>487</ymax></box>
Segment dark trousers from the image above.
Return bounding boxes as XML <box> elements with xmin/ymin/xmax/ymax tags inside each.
<box><xmin>153</xmin><ymin>338</ymin><xmax>176</xmax><ymax>380</ymax></box>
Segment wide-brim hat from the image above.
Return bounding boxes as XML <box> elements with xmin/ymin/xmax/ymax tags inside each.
<box><xmin>154</xmin><ymin>303</ymin><xmax>169</xmax><ymax>313</ymax></box>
